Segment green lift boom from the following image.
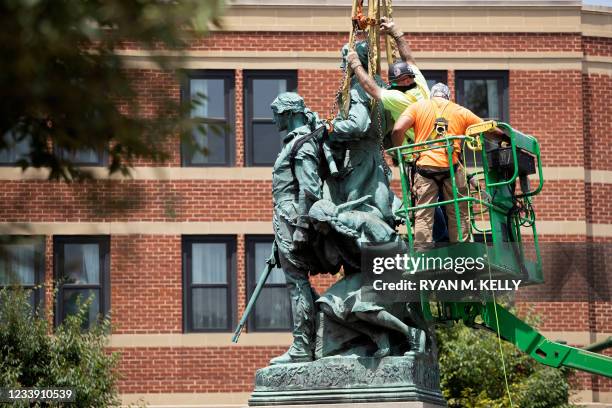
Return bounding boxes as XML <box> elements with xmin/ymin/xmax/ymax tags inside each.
<box><xmin>386</xmin><ymin>121</ymin><xmax>612</xmax><ymax>378</ymax></box>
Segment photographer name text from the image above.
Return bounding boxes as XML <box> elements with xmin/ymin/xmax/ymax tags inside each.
<box><xmin>373</xmin><ymin>279</ymin><xmax>522</xmax><ymax>292</ymax></box>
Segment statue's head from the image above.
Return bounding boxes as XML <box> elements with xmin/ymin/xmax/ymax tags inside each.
<box><xmin>340</xmin><ymin>40</ymin><xmax>369</xmax><ymax>72</ymax></box>
<box><xmin>271</xmin><ymin>92</ymin><xmax>306</xmax><ymax>132</ymax></box>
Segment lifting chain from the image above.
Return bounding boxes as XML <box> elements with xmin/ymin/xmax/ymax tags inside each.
<box><xmin>327</xmin><ymin>19</ymin><xmax>358</xmax><ymax>125</ymax></box>
<box><xmin>327</xmin><ymin>0</ymin><xmax>391</xmax><ymax>177</ymax></box>
<box><xmin>364</xmin><ymin>24</ymin><xmax>391</xmax><ymax>178</ymax></box>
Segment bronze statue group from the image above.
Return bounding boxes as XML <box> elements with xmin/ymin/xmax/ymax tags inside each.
<box><xmin>269</xmin><ymin>18</ymin><xmax>479</xmax><ymax>365</ymax></box>
<box><xmin>271</xmin><ymin>18</ymin><xmax>503</xmax><ymax>364</ymax></box>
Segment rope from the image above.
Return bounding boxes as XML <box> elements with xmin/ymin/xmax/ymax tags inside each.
<box><xmin>465</xmin><ymin>141</ymin><xmax>515</xmax><ymax>407</ymax></box>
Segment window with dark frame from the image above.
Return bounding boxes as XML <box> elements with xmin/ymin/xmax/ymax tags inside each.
<box><xmin>0</xmin><ymin>236</ymin><xmax>45</xmax><ymax>311</ymax></box>
<box><xmin>421</xmin><ymin>70</ymin><xmax>448</xmax><ymax>91</ymax></box>
<box><xmin>183</xmin><ymin>236</ymin><xmax>236</xmax><ymax>332</ymax></box>
<box><xmin>57</xmin><ymin>148</ymin><xmax>106</xmax><ymax>166</ymax></box>
<box><xmin>0</xmin><ymin>131</ymin><xmax>31</xmax><ymax>165</ymax></box>
<box><xmin>246</xmin><ymin>236</ymin><xmax>291</xmax><ymax>332</ymax></box>
<box><xmin>244</xmin><ymin>70</ymin><xmax>298</xmax><ymax>166</ymax></box>
<box><xmin>455</xmin><ymin>71</ymin><xmax>509</xmax><ymax>166</ymax></box>
<box><xmin>455</xmin><ymin>71</ymin><xmax>509</xmax><ymax>122</ymax></box>
<box><xmin>181</xmin><ymin>70</ymin><xmax>235</xmax><ymax>166</ymax></box>
<box><xmin>54</xmin><ymin>236</ymin><xmax>110</xmax><ymax>328</ymax></box>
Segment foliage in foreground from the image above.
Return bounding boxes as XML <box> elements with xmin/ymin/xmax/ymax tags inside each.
<box><xmin>0</xmin><ymin>0</ymin><xmax>224</xmax><ymax>180</ymax></box>
<box><xmin>437</xmin><ymin>320</ymin><xmax>575</xmax><ymax>408</ymax></box>
<box><xmin>0</xmin><ymin>288</ymin><xmax>119</xmax><ymax>407</ymax></box>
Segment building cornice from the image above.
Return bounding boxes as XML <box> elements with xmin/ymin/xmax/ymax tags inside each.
<box><xmin>107</xmin><ymin>330</ymin><xmax>609</xmax><ymax>348</ymax></box>
<box><xmin>218</xmin><ymin>5</ymin><xmax>584</xmax><ymax>33</ymax></box>
<box><xmin>0</xmin><ymin>165</ymin><xmax>609</xmax><ymax>182</ymax></box>
<box><xmin>116</xmin><ymin>50</ymin><xmax>588</xmax><ymax>71</ymax></box>
<box><xmin>1</xmin><ymin>221</ymin><xmax>611</xmax><ymax>237</ymax></box>
<box><xmin>227</xmin><ymin>0</ymin><xmax>582</xmax><ymax>7</ymax></box>
<box><xmin>582</xmin><ymin>6</ymin><xmax>612</xmax><ymax>37</ymax></box>
<box><xmin>215</xmin><ymin>1</ymin><xmax>612</xmax><ymax>37</ymax></box>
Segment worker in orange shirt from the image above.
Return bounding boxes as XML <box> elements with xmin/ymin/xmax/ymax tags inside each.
<box><xmin>392</xmin><ymin>83</ymin><xmax>499</xmax><ymax>243</ymax></box>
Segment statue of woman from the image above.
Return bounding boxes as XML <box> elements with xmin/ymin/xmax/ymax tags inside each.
<box><xmin>308</xmin><ymin>196</ymin><xmax>426</xmax><ymax>357</ymax></box>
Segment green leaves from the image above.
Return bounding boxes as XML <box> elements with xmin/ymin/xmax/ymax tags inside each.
<box><xmin>0</xmin><ymin>0</ymin><xmax>224</xmax><ymax>180</ymax></box>
<box><xmin>0</xmin><ymin>288</ymin><xmax>120</xmax><ymax>407</ymax></box>
<box><xmin>437</xmin><ymin>320</ymin><xmax>575</xmax><ymax>408</ymax></box>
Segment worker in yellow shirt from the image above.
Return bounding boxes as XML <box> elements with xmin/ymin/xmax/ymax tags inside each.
<box><xmin>347</xmin><ymin>17</ymin><xmax>429</xmax><ymax>145</ymax></box>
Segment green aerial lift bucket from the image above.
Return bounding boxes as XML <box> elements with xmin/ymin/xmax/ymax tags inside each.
<box><xmin>386</xmin><ymin>121</ymin><xmax>612</xmax><ymax>378</ymax></box>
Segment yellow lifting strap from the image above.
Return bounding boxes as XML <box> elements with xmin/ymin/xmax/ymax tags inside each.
<box><xmin>341</xmin><ymin>0</ymin><xmax>389</xmax><ymax>118</ymax></box>
<box><xmin>367</xmin><ymin>0</ymin><xmax>380</xmax><ymax>79</ymax></box>
<box><xmin>383</xmin><ymin>0</ymin><xmax>397</xmax><ymax>69</ymax></box>
<box><xmin>340</xmin><ymin>0</ymin><xmax>361</xmax><ymax>118</ymax></box>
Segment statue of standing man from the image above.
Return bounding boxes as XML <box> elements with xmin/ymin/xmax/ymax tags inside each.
<box><xmin>269</xmin><ymin>92</ymin><xmax>336</xmax><ymax>364</ymax></box>
<box><xmin>325</xmin><ymin>40</ymin><xmax>397</xmax><ymax>227</ymax></box>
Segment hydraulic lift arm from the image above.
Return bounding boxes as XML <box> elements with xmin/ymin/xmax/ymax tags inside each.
<box><xmin>452</xmin><ymin>302</ymin><xmax>612</xmax><ymax>378</ymax></box>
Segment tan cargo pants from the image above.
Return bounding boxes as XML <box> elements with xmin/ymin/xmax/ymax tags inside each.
<box><xmin>413</xmin><ymin>164</ymin><xmax>472</xmax><ymax>243</ymax></box>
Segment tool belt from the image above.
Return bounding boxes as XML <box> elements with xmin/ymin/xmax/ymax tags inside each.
<box><xmin>416</xmin><ymin>163</ymin><xmax>461</xmax><ymax>189</ymax></box>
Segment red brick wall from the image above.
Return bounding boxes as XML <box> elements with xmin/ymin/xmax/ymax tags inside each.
<box><xmin>125</xmin><ymin>69</ymin><xmax>182</xmax><ymax>167</ymax></box>
<box><xmin>523</xmin><ymin>302</ymin><xmax>591</xmax><ymax>332</ymax></box>
<box><xmin>586</xmin><ymin>183</ymin><xmax>612</xmax><ymax>224</ymax></box>
<box><xmin>509</xmin><ymin>70</ymin><xmax>584</xmax><ymax>167</ymax></box>
<box><xmin>237</xmin><ymin>234</ymin><xmax>247</xmax><ymax>320</ymax></box>
<box><xmin>235</xmin><ymin>70</ymin><xmax>245</xmax><ymax>167</ymax></box>
<box><xmin>120</xmin><ymin>32</ymin><xmax>582</xmax><ymax>53</ymax></box>
<box><xmin>114</xmin><ymin>346</ymin><xmax>284</xmax><ymax>393</ymax></box>
<box><xmin>582</xmin><ymin>36</ymin><xmax>612</xmax><ymax>57</ymax></box>
<box><xmin>44</xmin><ymin>235</ymin><xmax>54</xmax><ymax>326</ymax></box>
<box><xmin>298</xmin><ymin>69</ymin><xmax>343</xmax><ymax>119</ymax></box>
<box><xmin>5</xmin><ymin>27</ymin><xmax>612</xmax><ymax>399</ymax></box>
<box><xmin>583</xmin><ymin>73</ymin><xmax>612</xmax><ymax>171</ymax></box>
<box><xmin>0</xmin><ymin>178</ymin><xmax>593</xmax><ymax>223</ymax></box>
<box><xmin>0</xmin><ymin>180</ymin><xmax>272</xmax><ymax>222</ymax></box>
<box><xmin>111</xmin><ymin>235</ymin><xmax>182</xmax><ymax>334</ymax></box>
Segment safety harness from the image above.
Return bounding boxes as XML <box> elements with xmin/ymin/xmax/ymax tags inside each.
<box><xmin>415</xmin><ymin>99</ymin><xmax>460</xmax><ymax>190</ymax></box>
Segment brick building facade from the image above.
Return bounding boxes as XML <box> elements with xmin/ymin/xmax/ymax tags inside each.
<box><xmin>0</xmin><ymin>1</ymin><xmax>611</xmax><ymax>406</ymax></box>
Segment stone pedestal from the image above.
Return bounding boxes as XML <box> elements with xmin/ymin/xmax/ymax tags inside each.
<box><xmin>251</xmin><ymin>403</ymin><xmax>445</xmax><ymax>408</ymax></box>
<box><xmin>249</xmin><ymin>354</ymin><xmax>446</xmax><ymax>406</ymax></box>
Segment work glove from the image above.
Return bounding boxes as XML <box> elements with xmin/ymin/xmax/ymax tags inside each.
<box><xmin>380</xmin><ymin>16</ymin><xmax>403</xmax><ymax>39</ymax></box>
<box><xmin>347</xmin><ymin>50</ymin><xmax>362</xmax><ymax>71</ymax></box>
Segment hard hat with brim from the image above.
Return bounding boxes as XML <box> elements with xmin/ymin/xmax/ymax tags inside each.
<box><xmin>388</xmin><ymin>61</ymin><xmax>415</xmax><ymax>84</ymax></box>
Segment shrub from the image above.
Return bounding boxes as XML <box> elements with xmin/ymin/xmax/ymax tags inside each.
<box><xmin>437</xmin><ymin>320</ymin><xmax>575</xmax><ymax>408</ymax></box>
<box><xmin>0</xmin><ymin>287</ymin><xmax>120</xmax><ymax>407</ymax></box>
